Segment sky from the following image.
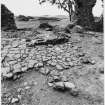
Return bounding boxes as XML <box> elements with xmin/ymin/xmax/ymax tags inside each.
<box><xmin>1</xmin><ymin>0</ymin><xmax>103</xmax><ymax>17</ymax></box>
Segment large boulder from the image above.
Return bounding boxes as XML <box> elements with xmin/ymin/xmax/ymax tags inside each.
<box><xmin>1</xmin><ymin>4</ymin><xmax>17</xmax><ymax>31</ymax></box>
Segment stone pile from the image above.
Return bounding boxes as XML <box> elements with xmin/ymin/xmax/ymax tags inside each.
<box><xmin>1</xmin><ymin>4</ymin><xmax>17</xmax><ymax>31</ymax></box>
<box><xmin>27</xmin><ymin>31</ymin><xmax>70</xmax><ymax>47</ymax></box>
<box><xmin>1</xmin><ymin>81</ymin><xmax>33</xmax><ymax>105</ymax></box>
<box><xmin>52</xmin><ymin>81</ymin><xmax>79</xmax><ymax>96</ymax></box>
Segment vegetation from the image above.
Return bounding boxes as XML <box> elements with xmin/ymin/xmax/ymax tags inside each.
<box><xmin>39</xmin><ymin>0</ymin><xmax>75</xmax><ymax>22</ymax></box>
<box><xmin>38</xmin><ymin>0</ymin><xmax>103</xmax><ymax>31</ymax></box>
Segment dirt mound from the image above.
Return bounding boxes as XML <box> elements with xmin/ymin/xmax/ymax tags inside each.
<box><xmin>1</xmin><ymin>4</ymin><xmax>17</xmax><ymax>31</ymax></box>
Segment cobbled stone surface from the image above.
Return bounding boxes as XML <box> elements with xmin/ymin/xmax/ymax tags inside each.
<box><xmin>1</xmin><ymin>37</ymin><xmax>95</xmax><ymax>79</ymax></box>
<box><xmin>1</xmin><ymin>29</ymin><xmax>104</xmax><ymax>105</ymax></box>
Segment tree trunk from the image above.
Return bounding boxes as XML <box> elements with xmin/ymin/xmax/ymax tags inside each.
<box><xmin>74</xmin><ymin>0</ymin><xmax>96</xmax><ymax>30</ymax></box>
<box><xmin>68</xmin><ymin>1</ymin><xmax>72</xmax><ymax>22</ymax></box>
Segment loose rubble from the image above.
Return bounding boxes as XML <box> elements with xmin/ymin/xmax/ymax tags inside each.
<box><xmin>48</xmin><ymin>81</ymin><xmax>79</xmax><ymax>96</ymax></box>
<box><xmin>80</xmin><ymin>57</ymin><xmax>95</xmax><ymax>65</ymax></box>
<box><xmin>11</xmin><ymin>97</ymin><xmax>19</xmax><ymax>103</ymax></box>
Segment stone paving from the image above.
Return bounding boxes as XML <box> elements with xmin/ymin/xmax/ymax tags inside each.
<box><xmin>1</xmin><ymin>30</ymin><xmax>104</xmax><ymax>105</ymax></box>
<box><xmin>1</xmin><ymin>33</ymin><xmax>94</xmax><ymax>80</ymax></box>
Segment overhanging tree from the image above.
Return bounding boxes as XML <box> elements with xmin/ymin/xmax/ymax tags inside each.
<box><xmin>39</xmin><ymin>0</ymin><xmax>75</xmax><ymax>22</ymax></box>
<box><xmin>38</xmin><ymin>0</ymin><xmax>103</xmax><ymax>31</ymax></box>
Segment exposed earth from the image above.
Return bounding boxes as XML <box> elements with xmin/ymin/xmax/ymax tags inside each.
<box><xmin>1</xmin><ymin>17</ymin><xmax>104</xmax><ymax>105</ymax></box>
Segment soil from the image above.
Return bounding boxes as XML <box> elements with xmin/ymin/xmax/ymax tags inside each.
<box><xmin>1</xmin><ymin>17</ymin><xmax>104</xmax><ymax>105</ymax></box>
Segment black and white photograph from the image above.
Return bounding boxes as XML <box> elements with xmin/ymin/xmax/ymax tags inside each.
<box><xmin>1</xmin><ymin>0</ymin><xmax>104</xmax><ymax>105</ymax></box>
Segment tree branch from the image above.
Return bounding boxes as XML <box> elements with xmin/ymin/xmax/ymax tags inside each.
<box><xmin>57</xmin><ymin>0</ymin><xmax>69</xmax><ymax>13</ymax></box>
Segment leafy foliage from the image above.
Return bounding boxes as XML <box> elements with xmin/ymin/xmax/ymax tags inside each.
<box><xmin>38</xmin><ymin>0</ymin><xmax>76</xmax><ymax>21</ymax></box>
<box><xmin>39</xmin><ymin>0</ymin><xmax>75</xmax><ymax>11</ymax></box>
